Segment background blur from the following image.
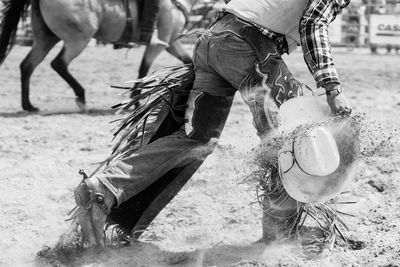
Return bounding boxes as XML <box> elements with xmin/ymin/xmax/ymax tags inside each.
<box><xmin>4</xmin><ymin>0</ymin><xmax>400</xmax><ymax>54</ymax></box>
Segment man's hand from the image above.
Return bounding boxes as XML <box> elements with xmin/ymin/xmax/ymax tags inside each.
<box><xmin>324</xmin><ymin>83</ymin><xmax>352</xmax><ymax>116</ymax></box>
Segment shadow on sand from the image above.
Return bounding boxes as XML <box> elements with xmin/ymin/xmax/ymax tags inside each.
<box><xmin>0</xmin><ymin>108</ymin><xmax>119</xmax><ymax>118</ymax></box>
<box><xmin>35</xmin><ymin>239</ymin><xmax>304</xmax><ymax>267</ymax></box>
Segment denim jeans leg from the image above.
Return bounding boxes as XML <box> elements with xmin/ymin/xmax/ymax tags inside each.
<box><xmin>239</xmin><ymin>50</ymin><xmax>304</xmax><ymax>136</ymax></box>
<box><xmin>202</xmin><ymin>30</ymin><xmax>275</xmax><ymax>136</ymax></box>
<box><xmin>98</xmin><ymin>90</ymin><xmax>235</xmax><ymax>206</ymax></box>
<box><xmin>203</xmin><ymin>15</ymin><xmax>305</xmax><ymax>136</ymax></box>
<box><xmin>98</xmin><ymin>128</ymin><xmax>208</xmax><ymax>205</ymax></box>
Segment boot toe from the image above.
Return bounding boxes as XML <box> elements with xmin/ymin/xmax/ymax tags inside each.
<box><xmin>73</xmin><ymin>178</ymin><xmax>115</xmax><ymax>247</ymax></box>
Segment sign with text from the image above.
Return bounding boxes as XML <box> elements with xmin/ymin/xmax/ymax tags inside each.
<box><xmin>369</xmin><ymin>14</ymin><xmax>400</xmax><ymax>45</ymax></box>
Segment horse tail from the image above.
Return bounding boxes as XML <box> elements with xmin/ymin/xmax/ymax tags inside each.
<box><xmin>0</xmin><ymin>0</ymin><xmax>32</xmax><ymax>65</ymax></box>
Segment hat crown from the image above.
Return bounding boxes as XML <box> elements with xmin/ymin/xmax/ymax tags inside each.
<box><xmin>294</xmin><ymin>127</ymin><xmax>340</xmax><ymax>176</ymax></box>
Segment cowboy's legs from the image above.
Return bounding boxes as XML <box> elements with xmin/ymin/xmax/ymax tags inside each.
<box><xmin>75</xmin><ymin>94</ymin><xmax>235</xmax><ymax>245</ymax></box>
<box><xmin>99</xmin><ymin>30</ymin><xmax>242</xmax><ymax>205</ymax></box>
<box><xmin>101</xmin><ymin>16</ymin><xmax>300</xmax><ymax>216</ymax></box>
<box><xmin>75</xmin><ymin>14</ymin><xmax>302</xmax><ymax>246</ymax></box>
<box><xmin>74</xmin><ymin>28</ymin><xmax>240</xmax><ymax>245</ymax></box>
<box><xmin>100</xmin><ymin>15</ymin><xmax>261</xmax><ymax>208</ymax></box>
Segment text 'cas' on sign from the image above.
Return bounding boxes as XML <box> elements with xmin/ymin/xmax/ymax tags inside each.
<box><xmin>369</xmin><ymin>14</ymin><xmax>400</xmax><ymax>45</ymax></box>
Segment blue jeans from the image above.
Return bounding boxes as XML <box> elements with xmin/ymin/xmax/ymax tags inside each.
<box><xmin>99</xmin><ymin>14</ymin><xmax>302</xmax><ymax>207</ymax></box>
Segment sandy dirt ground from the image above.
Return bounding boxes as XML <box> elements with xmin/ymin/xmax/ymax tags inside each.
<box><xmin>0</xmin><ymin>44</ymin><xmax>399</xmax><ymax>267</ymax></box>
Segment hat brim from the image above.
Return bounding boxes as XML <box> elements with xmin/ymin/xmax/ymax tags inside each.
<box><xmin>279</xmin><ymin>96</ymin><xmax>331</xmax><ymax>133</ymax></box>
<box><xmin>280</xmin><ymin>119</ymin><xmax>360</xmax><ymax>203</ymax></box>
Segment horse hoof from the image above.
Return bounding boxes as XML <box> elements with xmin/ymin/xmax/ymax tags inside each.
<box><xmin>22</xmin><ymin>104</ymin><xmax>39</xmax><ymax>112</ymax></box>
<box><xmin>75</xmin><ymin>98</ymin><xmax>87</xmax><ymax>111</ymax></box>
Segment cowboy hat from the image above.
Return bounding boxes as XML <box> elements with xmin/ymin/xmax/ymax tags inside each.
<box><xmin>277</xmin><ymin>96</ymin><xmax>360</xmax><ymax>203</ymax></box>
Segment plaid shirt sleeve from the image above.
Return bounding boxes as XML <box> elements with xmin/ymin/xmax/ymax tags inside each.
<box><xmin>299</xmin><ymin>0</ymin><xmax>350</xmax><ymax>88</ymax></box>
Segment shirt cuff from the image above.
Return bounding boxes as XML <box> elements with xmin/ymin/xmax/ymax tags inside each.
<box><xmin>312</xmin><ymin>67</ymin><xmax>340</xmax><ymax>88</ymax></box>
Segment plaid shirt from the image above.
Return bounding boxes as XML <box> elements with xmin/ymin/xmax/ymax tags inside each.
<box><xmin>300</xmin><ymin>0</ymin><xmax>350</xmax><ymax>88</ymax></box>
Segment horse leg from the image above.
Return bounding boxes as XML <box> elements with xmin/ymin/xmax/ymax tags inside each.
<box><xmin>136</xmin><ymin>0</ymin><xmax>191</xmax><ymax>78</ymax></box>
<box><xmin>129</xmin><ymin>44</ymin><xmax>166</xmax><ymax>102</ymax></box>
<box><xmin>166</xmin><ymin>40</ymin><xmax>193</xmax><ymax>65</ymax></box>
<box><xmin>50</xmin><ymin>39</ymin><xmax>91</xmax><ymax>110</ymax></box>
<box><xmin>20</xmin><ymin>0</ymin><xmax>60</xmax><ymax>112</ymax></box>
<box><xmin>20</xmin><ymin>40</ymin><xmax>59</xmax><ymax>112</ymax></box>
<box><xmin>138</xmin><ymin>40</ymin><xmax>192</xmax><ymax>78</ymax></box>
<box><xmin>138</xmin><ymin>44</ymin><xmax>166</xmax><ymax>78</ymax></box>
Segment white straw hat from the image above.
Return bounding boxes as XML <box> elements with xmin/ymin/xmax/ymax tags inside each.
<box><xmin>277</xmin><ymin>96</ymin><xmax>359</xmax><ymax>203</ymax></box>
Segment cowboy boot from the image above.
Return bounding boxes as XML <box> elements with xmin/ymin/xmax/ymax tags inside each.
<box><xmin>261</xmin><ymin>194</ymin><xmax>298</xmax><ymax>242</ymax></box>
<box><xmin>260</xmin><ymin>167</ymin><xmax>299</xmax><ymax>242</ymax></box>
<box><xmin>74</xmin><ymin>177</ymin><xmax>116</xmax><ymax>248</ymax></box>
